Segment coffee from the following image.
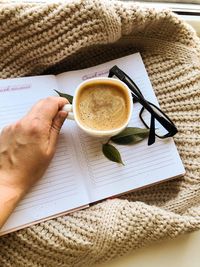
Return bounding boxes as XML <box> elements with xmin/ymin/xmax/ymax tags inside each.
<box><xmin>76</xmin><ymin>82</ymin><xmax>130</xmax><ymax>131</ymax></box>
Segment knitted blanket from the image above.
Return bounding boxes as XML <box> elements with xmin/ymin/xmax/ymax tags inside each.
<box><xmin>0</xmin><ymin>1</ymin><xmax>200</xmax><ymax>266</ymax></box>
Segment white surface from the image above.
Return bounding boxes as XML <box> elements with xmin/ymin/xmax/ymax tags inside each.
<box><xmin>182</xmin><ymin>15</ymin><xmax>200</xmax><ymax>35</ymax></box>
<box><xmin>94</xmin><ymin>230</ymin><xmax>200</xmax><ymax>267</ymax></box>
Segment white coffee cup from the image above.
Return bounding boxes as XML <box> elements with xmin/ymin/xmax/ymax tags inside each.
<box><xmin>62</xmin><ymin>77</ymin><xmax>133</xmax><ymax>137</ymax></box>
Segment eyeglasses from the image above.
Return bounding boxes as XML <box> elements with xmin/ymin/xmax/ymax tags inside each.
<box><xmin>108</xmin><ymin>65</ymin><xmax>178</xmax><ymax>145</ymax></box>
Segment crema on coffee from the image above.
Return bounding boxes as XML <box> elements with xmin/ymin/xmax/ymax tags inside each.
<box><xmin>76</xmin><ymin>82</ymin><xmax>130</xmax><ymax>131</ymax></box>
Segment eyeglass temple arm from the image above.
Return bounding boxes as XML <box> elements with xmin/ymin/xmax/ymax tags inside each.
<box><xmin>109</xmin><ymin>65</ymin><xmax>178</xmax><ymax>137</ymax></box>
<box><xmin>148</xmin><ymin>115</ymin><xmax>156</xmax><ymax>145</ymax></box>
<box><xmin>109</xmin><ymin>66</ymin><xmax>144</xmax><ymax>101</ymax></box>
<box><xmin>108</xmin><ymin>65</ymin><xmax>126</xmax><ymax>80</ymax></box>
<box><xmin>109</xmin><ymin>67</ymin><xmax>159</xmax><ymax>114</ymax></box>
<box><xmin>109</xmin><ymin>66</ymin><xmax>156</xmax><ymax>145</ymax></box>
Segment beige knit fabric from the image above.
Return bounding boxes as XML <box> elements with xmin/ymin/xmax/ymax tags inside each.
<box><xmin>0</xmin><ymin>0</ymin><xmax>200</xmax><ymax>266</ymax></box>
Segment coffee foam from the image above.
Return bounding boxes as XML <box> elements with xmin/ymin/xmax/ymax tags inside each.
<box><xmin>76</xmin><ymin>83</ymin><xmax>129</xmax><ymax>131</ymax></box>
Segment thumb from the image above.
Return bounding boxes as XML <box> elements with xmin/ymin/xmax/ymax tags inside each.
<box><xmin>50</xmin><ymin>110</ymin><xmax>68</xmax><ymax>146</ymax></box>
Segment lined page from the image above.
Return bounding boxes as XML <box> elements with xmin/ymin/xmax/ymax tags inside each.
<box><xmin>57</xmin><ymin>53</ymin><xmax>185</xmax><ymax>202</ymax></box>
<box><xmin>0</xmin><ymin>75</ymin><xmax>89</xmax><ymax>235</ymax></box>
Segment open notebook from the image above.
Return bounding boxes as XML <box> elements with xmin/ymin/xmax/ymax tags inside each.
<box><xmin>0</xmin><ymin>53</ymin><xmax>185</xmax><ymax>235</ymax></box>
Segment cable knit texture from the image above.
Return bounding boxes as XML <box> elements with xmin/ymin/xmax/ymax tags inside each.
<box><xmin>0</xmin><ymin>0</ymin><xmax>200</xmax><ymax>266</ymax></box>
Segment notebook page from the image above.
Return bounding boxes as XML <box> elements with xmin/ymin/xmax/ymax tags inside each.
<box><xmin>56</xmin><ymin>53</ymin><xmax>185</xmax><ymax>203</ymax></box>
<box><xmin>0</xmin><ymin>75</ymin><xmax>89</xmax><ymax>235</ymax></box>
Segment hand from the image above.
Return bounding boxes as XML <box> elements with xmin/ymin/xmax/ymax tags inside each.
<box><xmin>0</xmin><ymin>97</ymin><xmax>68</xmax><ymax>228</ymax></box>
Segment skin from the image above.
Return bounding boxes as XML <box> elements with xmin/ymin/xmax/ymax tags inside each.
<box><xmin>0</xmin><ymin>96</ymin><xmax>68</xmax><ymax>229</ymax></box>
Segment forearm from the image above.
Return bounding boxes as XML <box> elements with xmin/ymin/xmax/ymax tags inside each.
<box><xmin>0</xmin><ymin>185</ymin><xmax>23</xmax><ymax>229</ymax></box>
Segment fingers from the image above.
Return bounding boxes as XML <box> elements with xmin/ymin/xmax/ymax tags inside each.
<box><xmin>49</xmin><ymin>110</ymin><xmax>68</xmax><ymax>148</ymax></box>
<box><xmin>26</xmin><ymin>97</ymin><xmax>68</xmax><ymax>122</ymax></box>
<box><xmin>52</xmin><ymin>110</ymin><xmax>68</xmax><ymax>133</ymax></box>
<box><xmin>22</xmin><ymin>96</ymin><xmax>69</xmax><ymax>156</ymax></box>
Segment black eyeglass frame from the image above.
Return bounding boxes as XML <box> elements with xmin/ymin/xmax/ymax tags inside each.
<box><xmin>108</xmin><ymin>65</ymin><xmax>178</xmax><ymax>145</ymax></box>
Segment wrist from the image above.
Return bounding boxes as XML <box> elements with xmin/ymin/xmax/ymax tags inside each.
<box><xmin>0</xmin><ymin>172</ymin><xmax>27</xmax><ymax>209</ymax></box>
<box><xmin>0</xmin><ymin>184</ymin><xmax>24</xmax><ymax>202</ymax></box>
<box><xmin>0</xmin><ymin>171</ymin><xmax>28</xmax><ymax>200</ymax></box>
<box><xmin>0</xmin><ymin>184</ymin><xmax>24</xmax><ymax>229</ymax></box>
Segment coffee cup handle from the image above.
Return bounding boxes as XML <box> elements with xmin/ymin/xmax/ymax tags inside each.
<box><xmin>62</xmin><ymin>104</ymin><xmax>74</xmax><ymax>120</ymax></box>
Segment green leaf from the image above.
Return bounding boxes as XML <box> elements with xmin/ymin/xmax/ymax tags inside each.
<box><xmin>111</xmin><ymin>127</ymin><xmax>149</xmax><ymax>145</ymax></box>
<box><xmin>111</xmin><ymin>135</ymin><xmax>145</xmax><ymax>145</ymax></box>
<box><xmin>102</xmin><ymin>143</ymin><xmax>124</xmax><ymax>165</ymax></box>
<box><xmin>54</xmin><ymin>89</ymin><xmax>73</xmax><ymax>104</ymax></box>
